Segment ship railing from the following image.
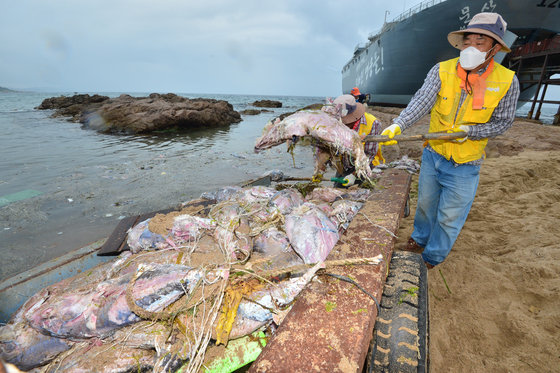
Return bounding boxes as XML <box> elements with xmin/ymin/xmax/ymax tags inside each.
<box><xmin>354</xmin><ymin>43</ymin><xmax>367</xmax><ymax>54</ymax></box>
<box><xmin>393</xmin><ymin>3</ymin><xmax>422</xmax><ymax>23</ymax></box>
<box><xmin>392</xmin><ymin>0</ymin><xmax>447</xmax><ymax>23</ymax></box>
<box><xmin>515</xmin><ymin>66</ymin><xmax>560</xmax><ymax>75</ymax></box>
<box><xmin>368</xmin><ymin>0</ymin><xmax>446</xmax><ymax>41</ymax></box>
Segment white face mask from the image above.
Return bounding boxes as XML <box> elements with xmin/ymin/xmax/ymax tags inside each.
<box><xmin>459</xmin><ymin>46</ymin><xmax>491</xmax><ymax>70</ymax></box>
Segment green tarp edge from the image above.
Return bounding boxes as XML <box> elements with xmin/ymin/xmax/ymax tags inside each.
<box><xmin>203</xmin><ymin>331</ymin><xmax>267</xmax><ymax>373</ymax></box>
<box><xmin>178</xmin><ymin>331</ymin><xmax>267</xmax><ymax>373</ymax></box>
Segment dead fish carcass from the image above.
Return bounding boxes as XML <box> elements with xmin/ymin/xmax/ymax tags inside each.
<box><xmin>254</xmin><ymin>109</ymin><xmax>374</xmax><ymax>181</ymax></box>
<box><xmin>43</xmin><ymin>342</ymin><xmax>156</xmax><ymax>373</ymax></box>
<box><xmin>330</xmin><ymin>199</ymin><xmax>364</xmax><ymax>231</ymax></box>
<box><xmin>224</xmin><ymin>262</ymin><xmax>323</xmax><ymax>340</ymax></box>
<box><xmin>0</xmin><ymin>322</ymin><xmax>73</xmax><ymax>370</ymax></box>
<box><xmin>284</xmin><ymin>202</ymin><xmax>339</xmax><ymax>264</ymax></box>
<box><xmin>171</xmin><ymin>215</ymin><xmax>216</xmax><ymax>244</ymax></box>
<box><xmin>1</xmin><ymin>181</ymin><xmax>377</xmax><ymax>371</ymax></box>
<box><xmin>268</xmin><ymin>188</ymin><xmax>305</xmax><ymax>215</ymax></box>
<box><xmin>25</xmin><ymin>263</ymin><xmax>224</xmax><ymax>340</ymax></box>
<box><xmin>200</xmin><ymin>185</ymin><xmax>242</xmax><ymax>203</ymax></box>
<box><xmin>126</xmin><ymin>218</ymin><xmax>167</xmax><ymax>253</ymax></box>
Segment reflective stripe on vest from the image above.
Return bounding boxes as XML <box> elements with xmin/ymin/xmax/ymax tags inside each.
<box><xmin>428</xmin><ymin>57</ymin><xmax>515</xmax><ymax>163</ymax></box>
<box><xmin>359</xmin><ymin>112</ymin><xmax>376</xmax><ymax>136</ymax></box>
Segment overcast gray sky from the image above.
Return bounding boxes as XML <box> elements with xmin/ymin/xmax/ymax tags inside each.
<box><xmin>1</xmin><ymin>0</ymin><xmax>432</xmax><ymax>96</ymax></box>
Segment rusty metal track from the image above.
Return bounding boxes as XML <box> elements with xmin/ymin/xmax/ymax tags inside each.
<box><xmin>249</xmin><ymin>169</ymin><xmax>412</xmax><ymax>372</ymax></box>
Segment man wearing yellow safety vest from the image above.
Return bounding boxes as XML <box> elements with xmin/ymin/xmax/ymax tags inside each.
<box><xmin>381</xmin><ymin>13</ymin><xmax>520</xmax><ymax>269</ymax></box>
<box><xmin>332</xmin><ymin>94</ymin><xmax>384</xmax><ymax>187</ymax></box>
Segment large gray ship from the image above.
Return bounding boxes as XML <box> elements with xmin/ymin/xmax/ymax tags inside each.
<box><xmin>342</xmin><ymin>0</ymin><xmax>560</xmax><ymax>106</ymax></box>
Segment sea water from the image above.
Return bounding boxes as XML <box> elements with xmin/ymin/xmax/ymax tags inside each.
<box><xmin>0</xmin><ymin>91</ymin><xmax>557</xmax><ymax>281</ymax></box>
<box><xmin>0</xmin><ymin>91</ymin><xmax>324</xmax><ymax>281</ymax></box>
<box><xmin>516</xmin><ymin>102</ymin><xmax>558</xmax><ymax>124</ymax></box>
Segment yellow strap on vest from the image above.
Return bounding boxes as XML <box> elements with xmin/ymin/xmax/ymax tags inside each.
<box><xmin>358</xmin><ymin>112</ymin><xmax>376</xmax><ymax>136</ymax></box>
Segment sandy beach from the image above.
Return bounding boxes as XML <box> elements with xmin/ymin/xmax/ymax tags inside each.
<box><xmin>369</xmin><ymin>106</ymin><xmax>560</xmax><ymax>372</ymax></box>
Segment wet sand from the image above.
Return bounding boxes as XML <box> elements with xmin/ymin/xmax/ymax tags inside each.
<box><xmin>369</xmin><ymin>106</ymin><xmax>560</xmax><ymax>372</ymax></box>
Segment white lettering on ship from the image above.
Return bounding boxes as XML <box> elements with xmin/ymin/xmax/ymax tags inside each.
<box><xmin>356</xmin><ymin>46</ymin><xmax>383</xmax><ymax>87</ymax></box>
<box><xmin>458</xmin><ymin>1</ymin><xmax>498</xmax><ymax>30</ymax></box>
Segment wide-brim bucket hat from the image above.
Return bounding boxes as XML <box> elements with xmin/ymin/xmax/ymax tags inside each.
<box><xmin>448</xmin><ymin>12</ymin><xmax>511</xmax><ymax>53</ymax></box>
<box><xmin>333</xmin><ymin>94</ymin><xmax>365</xmax><ymax>124</ymax></box>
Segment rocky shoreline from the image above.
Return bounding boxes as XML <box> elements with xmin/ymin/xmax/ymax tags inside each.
<box><xmin>36</xmin><ymin>94</ymin><xmax>286</xmax><ymax>134</ymax></box>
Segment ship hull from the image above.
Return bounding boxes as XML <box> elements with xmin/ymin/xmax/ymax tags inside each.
<box><xmin>342</xmin><ymin>0</ymin><xmax>559</xmax><ymax>106</ymax></box>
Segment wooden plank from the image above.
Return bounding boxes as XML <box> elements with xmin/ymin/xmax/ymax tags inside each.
<box><xmin>249</xmin><ymin>169</ymin><xmax>412</xmax><ymax>373</ymax></box>
<box><xmin>241</xmin><ymin>175</ymin><xmax>272</xmax><ymax>187</ymax></box>
<box><xmin>97</xmin><ymin>216</ymin><xmax>140</xmax><ymax>256</ymax></box>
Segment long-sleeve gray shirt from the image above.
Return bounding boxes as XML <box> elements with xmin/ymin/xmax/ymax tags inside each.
<box><xmin>393</xmin><ymin>61</ymin><xmax>520</xmax><ymax>142</ymax></box>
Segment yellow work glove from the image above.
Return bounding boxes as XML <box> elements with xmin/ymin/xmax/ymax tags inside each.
<box><xmin>342</xmin><ymin>174</ymin><xmax>356</xmax><ymax>187</ymax></box>
<box><xmin>311</xmin><ymin>174</ymin><xmax>323</xmax><ymax>183</ymax></box>
<box><xmin>380</xmin><ymin>123</ymin><xmax>402</xmax><ymax>145</ymax></box>
<box><xmin>447</xmin><ymin>125</ymin><xmax>469</xmax><ymax>143</ymax></box>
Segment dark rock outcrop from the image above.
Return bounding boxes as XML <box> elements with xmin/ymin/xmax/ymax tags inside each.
<box><xmin>252</xmin><ymin>100</ymin><xmax>282</xmax><ymax>108</ymax></box>
<box><xmin>36</xmin><ymin>94</ymin><xmax>110</xmax><ymax>121</ymax></box>
<box><xmin>240</xmin><ymin>109</ymin><xmax>263</xmax><ymax>115</ymax></box>
<box><xmin>37</xmin><ymin>93</ymin><xmax>241</xmax><ymax>134</ymax></box>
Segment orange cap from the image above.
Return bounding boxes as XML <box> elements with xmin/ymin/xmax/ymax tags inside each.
<box><xmin>351</xmin><ymin>87</ymin><xmax>360</xmax><ymax>96</ymax></box>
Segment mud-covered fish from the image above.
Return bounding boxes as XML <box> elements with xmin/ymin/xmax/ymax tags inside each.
<box><xmin>305</xmin><ymin>186</ymin><xmax>371</xmax><ymax>203</ymax></box>
<box><xmin>254</xmin><ymin>110</ymin><xmax>373</xmax><ymax>181</ymax></box>
<box><xmin>268</xmin><ymin>188</ymin><xmax>305</xmax><ymax>215</ymax></box>
<box><xmin>330</xmin><ymin>200</ymin><xmax>364</xmax><ymax>231</ymax></box>
<box><xmin>200</xmin><ymin>186</ymin><xmax>242</xmax><ymax>202</ymax></box>
<box><xmin>284</xmin><ymin>202</ymin><xmax>339</xmax><ymax>264</ymax></box>
<box><xmin>26</xmin><ymin>263</ymin><xmax>224</xmax><ymax>339</ymax></box>
<box><xmin>3</xmin><ymin>182</ymin><xmax>374</xmax><ymax>371</ymax></box>
<box><xmin>171</xmin><ymin>215</ymin><xmax>216</xmax><ymax>243</ymax></box>
<box><xmin>127</xmin><ymin>218</ymin><xmax>167</xmax><ymax>253</ymax></box>
<box><xmin>210</xmin><ymin>203</ymin><xmax>253</xmax><ymax>260</ymax></box>
<box><xmin>305</xmin><ymin>187</ymin><xmax>347</xmax><ymax>203</ymax></box>
<box><xmin>232</xmin><ymin>186</ymin><xmax>278</xmax><ymax>204</ymax></box>
<box><xmin>253</xmin><ymin>227</ymin><xmax>291</xmax><ymax>256</ymax></box>
<box><xmin>43</xmin><ymin>342</ymin><xmax>155</xmax><ymax>373</ymax></box>
<box><xmin>229</xmin><ymin>262</ymin><xmax>323</xmax><ymax>339</ymax></box>
<box><xmin>0</xmin><ymin>322</ymin><xmax>72</xmax><ymax>370</ymax></box>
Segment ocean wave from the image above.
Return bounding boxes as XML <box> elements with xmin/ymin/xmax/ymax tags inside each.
<box><xmin>0</xmin><ymin>109</ymin><xmax>38</xmax><ymax>114</ymax></box>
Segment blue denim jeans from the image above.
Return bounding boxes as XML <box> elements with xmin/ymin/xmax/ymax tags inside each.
<box><xmin>411</xmin><ymin>149</ymin><xmax>480</xmax><ymax>266</ymax></box>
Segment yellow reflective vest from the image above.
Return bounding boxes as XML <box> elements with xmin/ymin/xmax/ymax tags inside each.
<box><xmin>359</xmin><ymin>112</ymin><xmax>384</xmax><ymax>166</ymax></box>
<box><xmin>428</xmin><ymin>57</ymin><xmax>515</xmax><ymax>163</ymax></box>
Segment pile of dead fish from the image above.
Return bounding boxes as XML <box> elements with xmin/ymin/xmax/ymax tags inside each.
<box><xmin>0</xmin><ymin>184</ymin><xmax>372</xmax><ymax>372</ymax></box>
